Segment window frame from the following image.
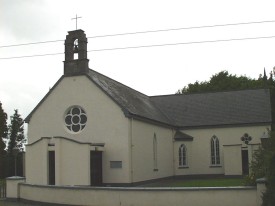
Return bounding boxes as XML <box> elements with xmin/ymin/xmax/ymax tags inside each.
<box><xmin>179</xmin><ymin>144</ymin><xmax>188</xmax><ymax>168</ymax></box>
<box><xmin>153</xmin><ymin>133</ymin><xmax>158</xmax><ymax>171</ymax></box>
<box><xmin>210</xmin><ymin>135</ymin><xmax>221</xmax><ymax>166</ymax></box>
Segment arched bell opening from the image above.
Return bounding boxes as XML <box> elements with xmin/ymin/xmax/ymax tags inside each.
<box><xmin>73</xmin><ymin>39</ymin><xmax>79</xmax><ymax>60</ymax></box>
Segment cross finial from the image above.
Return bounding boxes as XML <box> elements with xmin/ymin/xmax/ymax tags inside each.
<box><xmin>71</xmin><ymin>14</ymin><xmax>82</xmax><ymax>30</ymax></box>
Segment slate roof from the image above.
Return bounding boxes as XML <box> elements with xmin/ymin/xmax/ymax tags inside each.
<box><xmin>150</xmin><ymin>89</ymin><xmax>272</xmax><ymax>128</ymax></box>
<box><xmin>25</xmin><ymin>68</ymin><xmax>272</xmax><ymax>128</ymax></box>
<box><xmin>174</xmin><ymin>131</ymin><xmax>194</xmax><ymax>141</ymax></box>
<box><xmin>87</xmin><ymin>69</ymin><xmax>272</xmax><ymax>128</ymax></box>
<box><xmin>86</xmin><ymin>69</ymin><xmax>172</xmax><ymax>125</ymax></box>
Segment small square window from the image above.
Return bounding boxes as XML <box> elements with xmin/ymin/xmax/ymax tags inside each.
<box><xmin>110</xmin><ymin>161</ymin><xmax>122</xmax><ymax>169</ymax></box>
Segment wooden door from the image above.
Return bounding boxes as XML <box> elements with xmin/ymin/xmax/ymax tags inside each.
<box><xmin>48</xmin><ymin>151</ymin><xmax>55</xmax><ymax>185</ymax></box>
<box><xmin>242</xmin><ymin>150</ymin><xmax>249</xmax><ymax>175</ymax></box>
<box><xmin>90</xmin><ymin>151</ymin><xmax>102</xmax><ymax>186</ymax></box>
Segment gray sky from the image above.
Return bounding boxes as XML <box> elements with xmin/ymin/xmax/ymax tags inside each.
<box><xmin>1</xmin><ymin>0</ymin><xmax>275</xmax><ymax>121</ymax></box>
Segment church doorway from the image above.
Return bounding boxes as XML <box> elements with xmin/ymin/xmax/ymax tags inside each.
<box><xmin>48</xmin><ymin>151</ymin><xmax>55</xmax><ymax>185</ymax></box>
<box><xmin>241</xmin><ymin>149</ymin><xmax>249</xmax><ymax>175</ymax></box>
<box><xmin>90</xmin><ymin>151</ymin><xmax>103</xmax><ymax>186</ymax></box>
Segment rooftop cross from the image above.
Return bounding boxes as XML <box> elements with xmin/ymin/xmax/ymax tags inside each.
<box><xmin>71</xmin><ymin>14</ymin><xmax>82</xmax><ymax>30</ymax></box>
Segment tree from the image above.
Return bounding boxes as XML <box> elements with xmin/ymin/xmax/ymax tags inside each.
<box><xmin>177</xmin><ymin>70</ymin><xmax>270</xmax><ymax>94</ymax></box>
<box><xmin>0</xmin><ymin>102</ymin><xmax>8</xmax><ymax>178</ymax></box>
<box><xmin>247</xmin><ymin>131</ymin><xmax>275</xmax><ymax>206</ymax></box>
<box><xmin>262</xmin><ymin>153</ymin><xmax>275</xmax><ymax>206</ymax></box>
<box><xmin>7</xmin><ymin>109</ymin><xmax>25</xmax><ymax>154</ymax></box>
<box><xmin>0</xmin><ymin>101</ymin><xmax>8</xmax><ymax>142</ymax></box>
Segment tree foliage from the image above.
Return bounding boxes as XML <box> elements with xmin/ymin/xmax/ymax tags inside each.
<box><xmin>262</xmin><ymin>153</ymin><xmax>275</xmax><ymax>206</ymax></box>
<box><xmin>247</xmin><ymin>131</ymin><xmax>275</xmax><ymax>206</ymax></box>
<box><xmin>6</xmin><ymin>109</ymin><xmax>25</xmax><ymax>154</ymax></box>
<box><xmin>177</xmin><ymin>70</ymin><xmax>275</xmax><ymax>94</ymax></box>
<box><xmin>0</xmin><ymin>102</ymin><xmax>8</xmax><ymax>178</ymax></box>
<box><xmin>0</xmin><ymin>101</ymin><xmax>8</xmax><ymax>142</ymax></box>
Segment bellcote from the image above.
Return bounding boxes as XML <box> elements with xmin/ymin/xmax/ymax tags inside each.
<box><xmin>64</xmin><ymin>30</ymin><xmax>89</xmax><ymax>76</ymax></box>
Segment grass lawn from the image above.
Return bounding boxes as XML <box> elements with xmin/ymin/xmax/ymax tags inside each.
<box><xmin>141</xmin><ymin>177</ymin><xmax>246</xmax><ymax>187</ymax></box>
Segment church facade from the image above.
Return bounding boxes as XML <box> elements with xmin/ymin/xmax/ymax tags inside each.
<box><xmin>24</xmin><ymin>30</ymin><xmax>272</xmax><ymax>186</ymax></box>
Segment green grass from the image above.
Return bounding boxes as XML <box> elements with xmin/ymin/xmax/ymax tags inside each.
<box><xmin>142</xmin><ymin>177</ymin><xmax>246</xmax><ymax>187</ymax></box>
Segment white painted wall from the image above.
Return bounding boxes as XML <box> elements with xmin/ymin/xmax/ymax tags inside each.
<box><xmin>175</xmin><ymin>125</ymin><xmax>269</xmax><ymax>176</ymax></box>
<box><xmin>25</xmin><ymin>138</ymin><xmax>49</xmax><ymax>185</ymax></box>
<box><xmin>5</xmin><ymin>177</ymin><xmax>26</xmax><ymax>199</ymax></box>
<box><xmin>131</xmin><ymin>119</ymin><xmax>174</xmax><ymax>182</ymax></box>
<box><xmin>224</xmin><ymin>145</ymin><xmax>242</xmax><ymax>175</ymax></box>
<box><xmin>54</xmin><ymin>137</ymin><xmax>90</xmax><ymax>186</ymax></box>
<box><xmin>19</xmin><ymin>183</ymin><xmax>259</xmax><ymax>206</ymax></box>
<box><xmin>26</xmin><ymin>75</ymin><xmax>130</xmax><ymax>185</ymax></box>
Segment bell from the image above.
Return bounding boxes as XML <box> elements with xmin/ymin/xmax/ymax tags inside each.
<box><xmin>73</xmin><ymin>44</ymin><xmax>79</xmax><ymax>53</ymax></box>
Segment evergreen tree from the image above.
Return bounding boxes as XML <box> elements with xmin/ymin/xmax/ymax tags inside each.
<box><xmin>0</xmin><ymin>101</ymin><xmax>8</xmax><ymax>141</ymax></box>
<box><xmin>0</xmin><ymin>102</ymin><xmax>8</xmax><ymax>178</ymax></box>
<box><xmin>7</xmin><ymin>109</ymin><xmax>25</xmax><ymax>154</ymax></box>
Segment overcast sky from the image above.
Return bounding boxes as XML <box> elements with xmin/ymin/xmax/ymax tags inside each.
<box><xmin>1</xmin><ymin>0</ymin><xmax>275</xmax><ymax>121</ymax></box>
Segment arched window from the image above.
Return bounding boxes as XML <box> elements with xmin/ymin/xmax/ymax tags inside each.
<box><xmin>211</xmin><ymin>135</ymin><xmax>220</xmax><ymax>165</ymax></box>
<box><xmin>179</xmin><ymin>144</ymin><xmax>187</xmax><ymax>167</ymax></box>
<box><xmin>153</xmin><ymin>133</ymin><xmax>158</xmax><ymax>170</ymax></box>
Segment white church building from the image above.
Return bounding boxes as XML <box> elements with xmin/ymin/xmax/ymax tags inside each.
<box><xmin>24</xmin><ymin>30</ymin><xmax>272</xmax><ymax>186</ymax></box>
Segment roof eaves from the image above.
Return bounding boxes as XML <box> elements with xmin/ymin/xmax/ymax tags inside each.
<box><xmin>177</xmin><ymin>121</ymin><xmax>272</xmax><ymax>130</ymax></box>
<box><xmin>129</xmin><ymin>112</ymin><xmax>175</xmax><ymax>128</ymax></box>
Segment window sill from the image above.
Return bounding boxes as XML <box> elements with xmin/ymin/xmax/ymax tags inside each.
<box><xmin>178</xmin><ymin>166</ymin><xmax>189</xmax><ymax>169</ymax></box>
<box><xmin>209</xmin><ymin>165</ymin><xmax>222</xmax><ymax>168</ymax></box>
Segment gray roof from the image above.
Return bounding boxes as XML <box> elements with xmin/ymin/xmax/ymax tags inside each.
<box><xmin>86</xmin><ymin>69</ymin><xmax>172</xmax><ymax>125</ymax></box>
<box><xmin>174</xmin><ymin>131</ymin><xmax>194</xmax><ymax>141</ymax></box>
<box><xmin>151</xmin><ymin>89</ymin><xmax>272</xmax><ymax>128</ymax></box>
<box><xmin>88</xmin><ymin>70</ymin><xmax>272</xmax><ymax>128</ymax></box>
<box><xmin>26</xmin><ymin>69</ymin><xmax>272</xmax><ymax>128</ymax></box>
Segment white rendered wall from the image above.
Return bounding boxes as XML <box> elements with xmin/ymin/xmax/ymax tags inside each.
<box><xmin>26</xmin><ymin>75</ymin><xmax>130</xmax><ymax>185</ymax></box>
<box><xmin>131</xmin><ymin>119</ymin><xmax>174</xmax><ymax>182</ymax></box>
<box><xmin>223</xmin><ymin>145</ymin><xmax>242</xmax><ymax>175</ymax></box>
<box><xmin>25</xmin><ymin>138</ymin><xmax>49</xmax><ymax>185</ymax></box>
<box><xmin>54</xmin><ymin>137</ymin><xmax>90</xmax><ymax>186</ymax></box>
<box><xmin>19</xmin><ymin>184</ymin><xmax>259</xmax><ymax>206</ymax></box>
<box><xmin>175</xmin><ymin>125</ymin><xmax>270</xmax><ymax>176</ymax></box>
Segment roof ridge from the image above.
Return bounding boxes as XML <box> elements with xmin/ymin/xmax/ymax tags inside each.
<box><xmin>150</xmin><ymin>88</ymin><xmax>269</xmax><ymax>98</ymax></box>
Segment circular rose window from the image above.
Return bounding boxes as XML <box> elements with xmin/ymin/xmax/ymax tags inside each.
<box><xmin>65</xmin><ymin>106</ymin><xmax>87</xmax><ymax>133</ymax></box>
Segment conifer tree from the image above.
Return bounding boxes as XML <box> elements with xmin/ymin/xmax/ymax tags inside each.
<box><xmin>0</xmin><ymin>102</ymin><xmax>8</xmax><ymax>178</ymax></box>
<box><xmin>7</xmin><ymin>109</ymin><xmax>25</xmax><ymax>154</ymax></box>
<box><xmin>0</xmin><ymin>101</ymin><xmax>8</xmax><ymax>141</ymax></box>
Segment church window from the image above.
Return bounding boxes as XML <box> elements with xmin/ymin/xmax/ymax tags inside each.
<box><xmin>179</xmin><ymin>144</ymin><xmax>187</xmax><ymax>167</ymax></box>
<box><xmin>65</xmin><ymin>106</ymin><xmax>87</xmax><ymax>133</ymax></box>
<box><xmin>153</xmin><ymin>133</ymin><xmax>158</xmax><ymax>170</ymax></box>
<box><xmin>211</xmin><ymin>135</ymin><xmax>220</xmax><ymax>165</ymax></box>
